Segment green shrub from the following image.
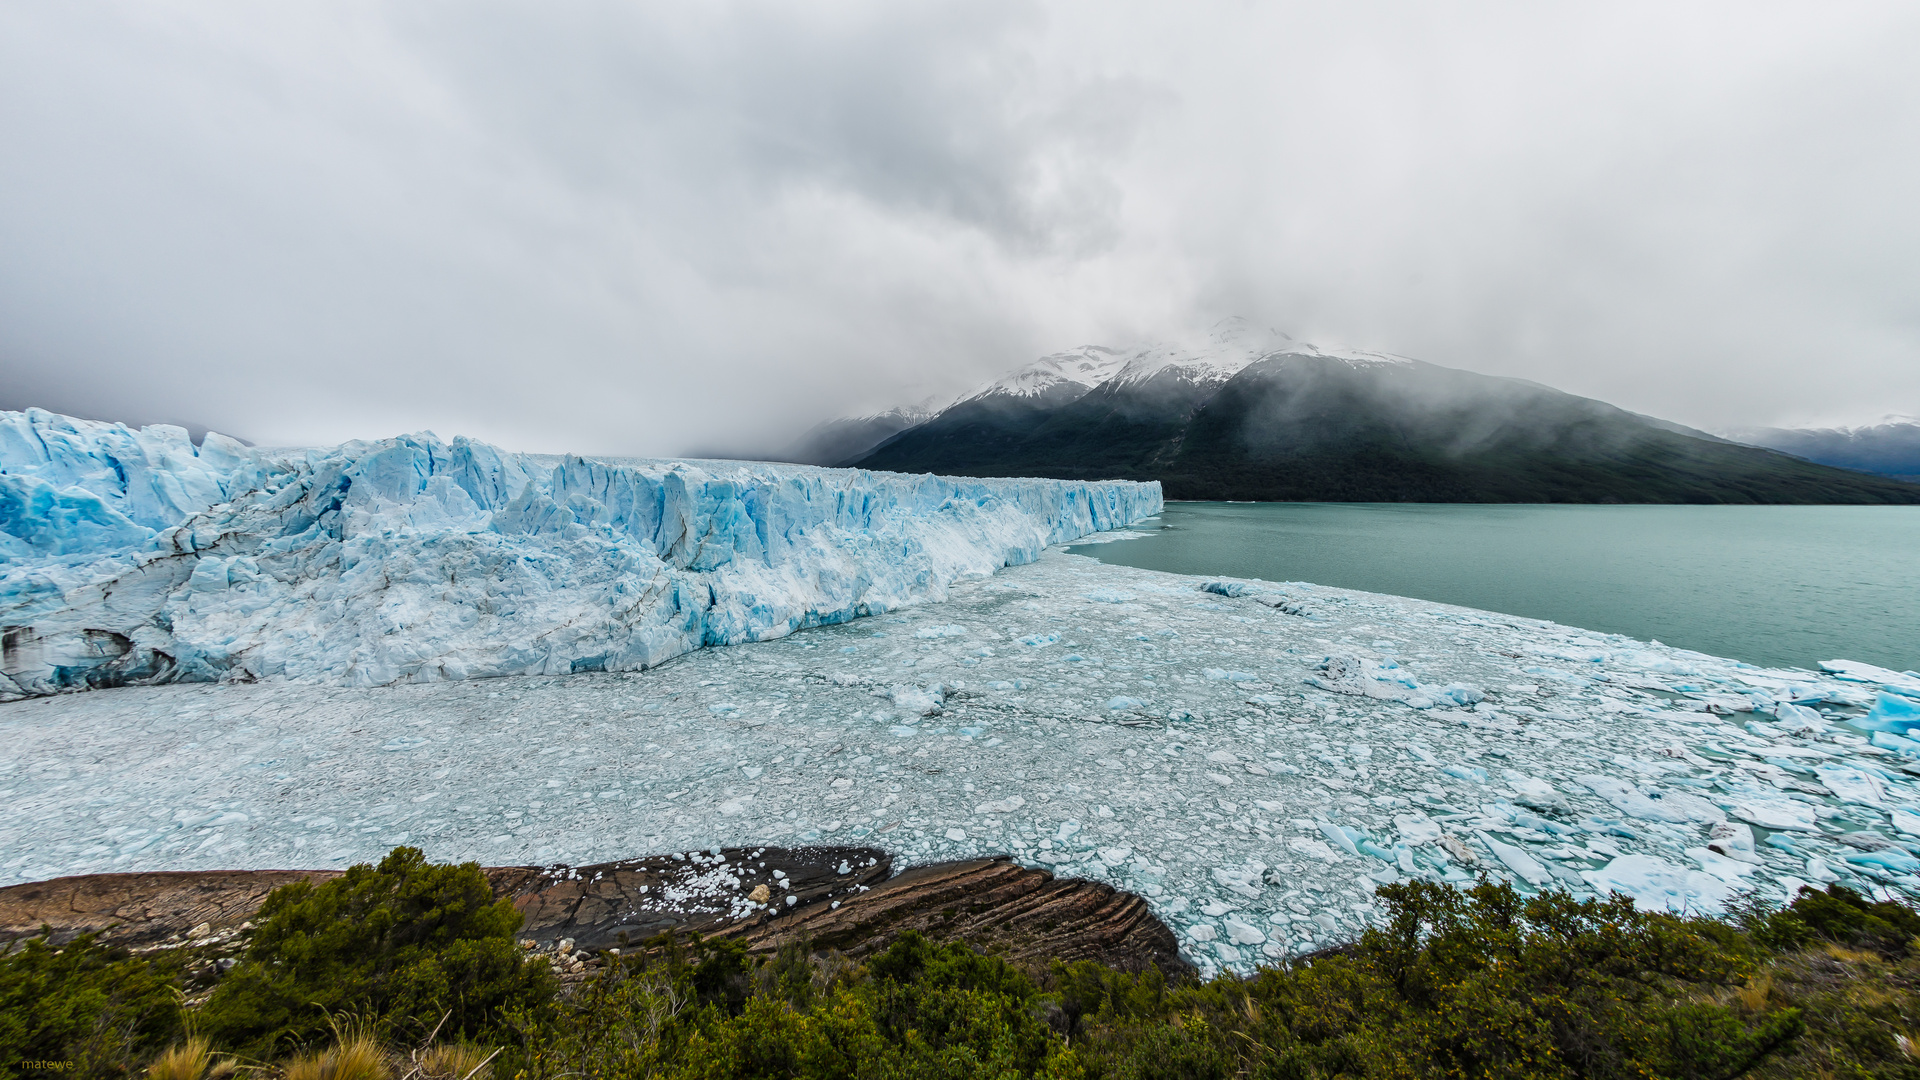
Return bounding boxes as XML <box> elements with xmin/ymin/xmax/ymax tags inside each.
<box><xmin>199</xmin><ymin>846</ymin><xmax>552</xmax><ymax>1057</ymax></box>
<box><xmin>16</xmin><ymin>848</ymin><xmax>1920</xmax><ymax>1079</ymax></box>
<box><xmin>0</xmin><ymin>930</ymin><xmax>186</xmax><ymax>1076</ymax></box>
<box><xmin>1756</xmin><ymin>883</ymin><xmax>1920</xmax><ymax>958</ymax></box>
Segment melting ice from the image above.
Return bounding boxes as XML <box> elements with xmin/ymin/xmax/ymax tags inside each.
<box><xmin>7</xmin><ymin>547</ymin><xmax>1920</xmax><ymax>976</ymax></box>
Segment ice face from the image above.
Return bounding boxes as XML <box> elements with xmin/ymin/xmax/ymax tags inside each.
<box><xmin>1</xmin><ymin>411</ymin><xmax>1160</xmax><ymax>699</ymax></box>
<box><xmin>0</xmin><ymin>409</ymin><xmax>259</xmax><ymax>560</ymax></box>
<box><xmin>7</xmin><ymin>548</ymin><xmax>1919</xmax><ymax>977</ymax></box>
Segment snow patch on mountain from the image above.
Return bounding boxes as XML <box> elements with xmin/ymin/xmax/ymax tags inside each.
<box><xmin>958</xmin><ymin>318</ymin><xmax>1415</xmax><ymax>408</ymax></box>
<box><xmin>970</xmin><ymin>346</ymin><xmax>1133</xmax><ymax>401</ymax></box>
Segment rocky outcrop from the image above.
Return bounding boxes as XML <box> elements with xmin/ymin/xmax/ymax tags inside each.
<box><xmin>0</xmin><ymin>848</ymin><xmax>1189</xmax><ymax>977</ymax></box>
<box><xmin>0</xmin><ymin>869</ymin><xmax>338</xmax><ymax>949</ymax></box>
<box><xmin>491</xmin><ymin>846</ymin><xmax>891</xmax><ymax>950</ymax></box>
<box><xmin>714</xmin><ymin>856</ymin><xmax>1188</xmax><ymax>975</ymax></box>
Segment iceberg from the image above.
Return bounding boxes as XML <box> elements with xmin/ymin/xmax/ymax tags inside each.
<box><xmin>0</xmin><ymin>410</ymin><xmax>1160</xmax><ymax>699</ymax></box>
<box><xmin>1582</xmin><ymin>854</ymin><xmax>1731</xmax><ymax>913</ymax></box>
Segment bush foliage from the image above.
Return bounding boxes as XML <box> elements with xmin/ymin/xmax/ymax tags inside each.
<box><xmin>198</xmin><ymin>846</ymin><xmax>553</xmax><ymax>1057</ymax></box>
<box><xmin>8</xmin><ymin>847</ymin><xmax>1920</xmax><ymax>1078</ymax></box>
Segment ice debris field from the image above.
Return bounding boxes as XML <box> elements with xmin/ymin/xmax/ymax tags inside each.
<box><xmin>7</xmin><ymin>409</ymin><xmax>1920</xmax><ymax>974</ymax></box>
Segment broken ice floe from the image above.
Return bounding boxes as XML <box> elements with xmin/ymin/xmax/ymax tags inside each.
<box><xmin>3</xmin><ymin>548</ymin><xmax>1918</xmax><ymax>977</ymax></box>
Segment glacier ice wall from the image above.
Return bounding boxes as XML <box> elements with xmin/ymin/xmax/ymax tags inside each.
<box><xmin>0</xmin><ymin>409</ymin><xmax>1160</xmax><ymax>699</ymax></box>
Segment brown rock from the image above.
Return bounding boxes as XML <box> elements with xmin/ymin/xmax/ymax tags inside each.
<box><xmin>716</xmin><ymin>856</ymin><xmax>1190</xmax><ymax>976</ymax></box>
<box><xmin>0</xmin><ymin>848</ymin><xmax>1189</xmax><ymax>977</ymax></box>
<box><xmin>0</xmin><ymin>869</ymin><xmax>339</xmax><ymax>948</ymax></box>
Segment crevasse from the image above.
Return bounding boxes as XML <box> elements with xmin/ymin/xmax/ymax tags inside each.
<box><xmin>0</xmin><ymin>408</ymin><xmax>1161</xmax><ymax>699</ymax></box>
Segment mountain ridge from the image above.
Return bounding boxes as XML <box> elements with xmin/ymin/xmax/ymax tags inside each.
<box><xmin>1727</xmin><ymin>418</ymin><xmax>1920</xmax><ymax>484</ymax></box>
<box><xmin>840</xmin><ymin>327</ymin><xmax>1920</xmax><ymax>504</ymax></box>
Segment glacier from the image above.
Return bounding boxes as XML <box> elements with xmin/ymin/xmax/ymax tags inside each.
<box><xmin>9</xmin><ymin>407</ymin><xmax>1920</xmax><ymax>977</ymax></box>
<box><xmin>0</xmin><ymin>408</ymin><xmax>1160</xmax><ymax>700</ymax></box>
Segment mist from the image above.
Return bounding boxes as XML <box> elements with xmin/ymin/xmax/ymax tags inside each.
<box><xmin>3</xmin><ymin>1</ymin><xmax>1917</xmax><ymax>456</ymax></box>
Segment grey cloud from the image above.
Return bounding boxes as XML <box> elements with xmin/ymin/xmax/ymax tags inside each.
<box><xmin>2</xmin><ymin>1</ymin><xmax>1917</xmax><ymax>455</ymax></box>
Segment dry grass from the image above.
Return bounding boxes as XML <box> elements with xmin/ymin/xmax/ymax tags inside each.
<box><xmin>1735</xmin><ymin>972</ymin><xmax>1775</xmax><ymax>1013</ymax></box>
<box><xmin>1822</xmin><ymin>943</ymin><xmax>1882</xmax><ymax>965</ymax></box>
<box><xmin>280</xmin><ymin>1035</ymin><xmax>392</xmax><ymax>1080</ymax></box>
<box><xmin>418</xmin><ymin>1044</ymin><xmax>495</xmax><ymax>1080</ymax></box>
<box><xmin>148</xmin><ymin>1037</ymin><xmax>222</xmax><ymax>1080</ymax></box>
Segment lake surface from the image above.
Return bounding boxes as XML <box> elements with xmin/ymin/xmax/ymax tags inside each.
<box><xmin>1066</xmin><ymin>502</ymin><xmax>1920</xmax><ymax>673</ymax></box>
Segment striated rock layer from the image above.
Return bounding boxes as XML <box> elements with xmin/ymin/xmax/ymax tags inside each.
<box><xmin>0</xmin><ymin>847</ymin><xmax>1190</xmax><ymax>976</ymax></box>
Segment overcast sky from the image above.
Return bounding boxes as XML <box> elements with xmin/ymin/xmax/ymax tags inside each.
<box><xmin>3</xmin><ymin>2</ymin><xmax>1917</xmax><ymax>454</ymax></box>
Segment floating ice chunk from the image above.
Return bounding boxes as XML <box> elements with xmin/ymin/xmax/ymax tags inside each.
<box><xmin>1844</xmin><ymin>848</ymin><xmax>1920</xmax><ymax>874</ymax></box>
<box><xmin>1288</xmin><ymin>835</ymin><xmax>1341</xmax><ymax>863</ymax></box>
<box><xmin>1857</xmin><ymin>694</ymin><xmax>1920</xmax><ymax>735</ymax></box>
<box><xmin>944</xmin><ymin>828</ymin><xmax>967</xmax><ymax>841</ymax></box>
<box><xmin>1206</xmin><ymin>750</ymin><xmax>1238</xmax><ymax>764</ymax></box>
<box><xmin>1200</xmin><ymin>581</ymin><xmax>1253</xmax><ymax>598</ymax></box>
<box><xmin>1892</xmin><ymin>807</ymin><xmax>1920</xmax><ymax>837</ymax></box>
<box><xmin>1106</xmin><ymin>697</ymin><xmax>1146</xmax><ymax>711</ymax></box>
<box><xmin>1443</xmin><ymin>765</ymin><xmax>1488</xmax><ymax>784</ymax></box>
<box><xmin>1211</xmin><ymin>865</ymin><xmax>1266</xmax><ymax>899</ymax></box>
<box><xmin>1582</xmin><ymin>854</ymin><xmax>1731</xmax><ymax>912</ymax></box>
<box><xmin>1773</xmin><ymin>702</ymin><xmax>1827</xmax><ymax>731</ymax></box>
<box><xmin>1318</xmin><ymin>821</ymin><xmax>1361</xmax><ymax>856</ymax></box>
<box><xmin>1873</xmin><ymin>731</ymin><xmax>1920</xmax><ymax>757</ymax></box>
<box><xmin>1433</xmin><ymin>684</ymin><xmax>1486</xmax><ymax>707</ymax></box>
<box><xmin>1222</xmin><ymin>916</ymin><xmax>1267</xmax><ymax>945</ymax></box>
<box><xmin>1019</xmin><ymin>633</ymin><xmax>1061</xmax><ymax>648</ymax></box>
<box><xmin>1706</xmin><ymin>822</ymin><xmax>1762</xmax><ymax>864</ymax></box>
<box><xmin>1815</xmin><ymin>765</ymin><xmax>1887</xmax><ymax>808</ymax></box>
<box><xmin>1576</xmin><ymin>775</ymin><xmax>1723</xmax><ymax>825</ymax></box>
<box><xmin>914</xmin><ymin>624</ymin><xmax>968</xmax><ymax>638</ymax></box>
<box><xmin>1688</xmin><ymin>847</ymin><xmax>1762</xmax><ymax>884</ymax></box>
<box><xmin>1477</xmin><ymin>832</ymin><xmax>1553</xmax><ymax>887</ymax></box>
<box><xmin>1098</xmin><ymin>846</ymin><xmax>1133</xmax><ymax>866</ymax></box>
<box><xmin>1186</xmin><ymin>923</ymin><xmax>1218</xmax><ymax>942</ymax></box>
<box><xmin>1204</xmin><ymin>668</ymin><xmax>1259</xmax><ymax>682</ymax></box>
<box><xmin>890</xmin><ymin>684</ymin><xmax>945</xmax><ymax>715</ymax></box>
<box><xmin>1820</xmin><ymin>660</ymin><xmax>1920</xmax><ymax>696</ymax></box>
<box><xmin>1394</xmin><ymin>812</ymin><xmax>1442</xmax><ymax>846</ymax></box>
<box><xmin>1356</xmin><ymin>838</ymin><xmax>1397</xmax><ymax>863</ymax></box>
<box><xmin>1732</xmin><ymin>798</ymin><xmax>1818</xmax><ymax>831</ymax></box>
<box><xmin>1206</xmin><ymin>772</ymin><xmax>1234</xmax><ymax>787</ymax></box>
<box><xmin>1056</xmin><ymin>820</ymin><xmax>1081</xmax><ymax>842</ymax></box>
<box><xmin>973</xmin><ymin>795</ymin><xmax>1026</xmax><ymax>815</ymax></box>
<box><xmin>1502</xmin><ymin>771</ymin><xmax>1568</xmax><ymax>811</ymax></box>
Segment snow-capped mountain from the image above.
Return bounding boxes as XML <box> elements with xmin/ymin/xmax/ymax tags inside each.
<box><xmin>1727</xmin><ymin>417</ymin><xmax>1920</xmax><ymax>483</ymax></box>
<box><xmin>777</xmin><ymin>400</ymin><xmax>943</xmax><ymax>468</ymax></box>
<box><xmin>843</xmin><ymin>323</ymin><xmax>1920</xmax><ymax>504</ymax></box>
<box><xmin>968</xmin><ymin>346</ymin><xmax>1133</xmax><ymax>401</ymax></box>
<box><xmin>957</xmin><ymin>318</ymin><xmax>1408</xmax><ymax>406</ymax></box>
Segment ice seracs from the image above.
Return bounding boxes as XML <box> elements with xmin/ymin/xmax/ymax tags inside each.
<box><xmin>0</xmin><ymin>409</ymin><xmax>1160</xmax><ymax>700</ymax></box>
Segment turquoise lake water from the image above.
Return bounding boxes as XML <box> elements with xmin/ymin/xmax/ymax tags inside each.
<box><xmin>1065</xmin><ymin>502</ymin><xmax>1920</xmax><ymax>673</ymax></box>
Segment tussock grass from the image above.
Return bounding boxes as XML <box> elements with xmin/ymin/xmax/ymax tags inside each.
<box><xmin>280</xmin><ymin>1035</ymin><xmax>391</xmax><ymax>1080</ymax></box>
<box><xmin>418</xmin><ymin>1043</ymin><xmax>495</xmax><ymax>1080</ymax></box>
